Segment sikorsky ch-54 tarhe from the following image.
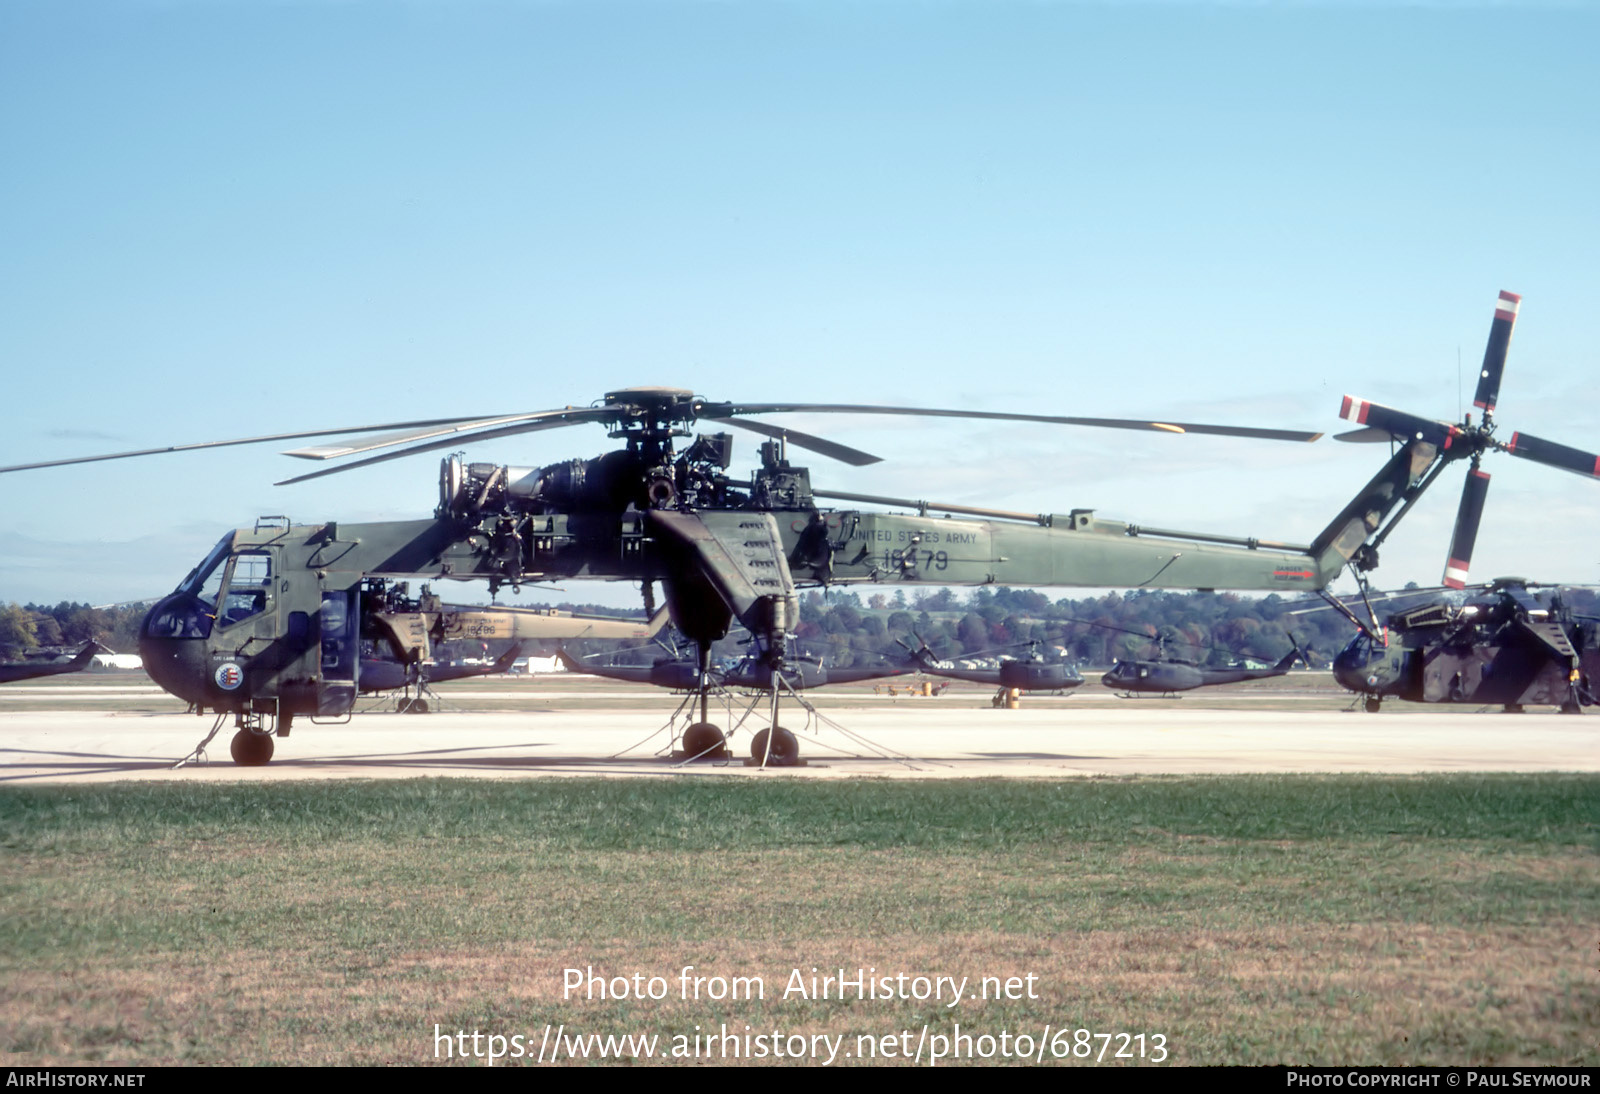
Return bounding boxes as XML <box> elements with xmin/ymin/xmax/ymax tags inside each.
<box><xmin>1329</xmin><ymin>578</ymin><xmax>1599</xmax><ymax>713</ymax></box>
<box><xmin>6</xmin><ymin>292</ymin><xmax>1593</xmax><ymax>763</ymax></box>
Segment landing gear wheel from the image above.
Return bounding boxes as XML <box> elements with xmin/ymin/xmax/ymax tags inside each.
<box><xmin>399</xmin><ymin>697</ymin><xmax>429</xmax><ymax>714</ymax></box>
<box><xmin>230</xmin><ymin>729</ymin><xmax>275</xmax><ymax>766</ymax></box>
<box><xmin>750</xmin><ymin>726</ymin><xmax>799</xmax><ymax>765</ymax></box>
<box><xmin>680</xmin><ymin>721</ymin><xmax>728</xmax><ymax>760</ymax></box>
<box><xmin>1364</xmin><ymin>696</ymin><xmax>1381</xmax><ymax>713</ymax></box>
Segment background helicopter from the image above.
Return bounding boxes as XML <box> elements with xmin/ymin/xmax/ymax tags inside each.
<box><xmin>0</xmin><ymin>641</ymin><xmax>106</xmax><ymax>684</ymax></box>
<box><xmin>358</xmin><ymin>642</ymin><xmax>525</xmax><ymax>715</ymax></box>
<box><xmin>1070</xmin><ymin>619</ymin><xmax>1306</xmax><ymax>696</ymax></box>
<box><xmin>1327</xmin><ymin>578</ymin><xmax>1599</xmax><ymax>713</ymax></box>
<box><xmin>896</xmin><ymin>635</ymin><xmax>1085</xmax><ymax>704</ymax></box>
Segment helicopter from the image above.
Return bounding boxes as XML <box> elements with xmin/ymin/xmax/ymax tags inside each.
<box><xmin>0</xmin><ymin>641</ymin><xmax>106</xmax><ymax>684</ymax></box>
<box><xmin>897</xmin><ymin>636</ymin><xmax>1085</xmax><ymax>704</ymax></box>
<box><xmin>358</xmin><ymin>642</ymin><xmax>525</xmax><ymax>715</ymax></box>
<box><xmin>5</xmin><ymin>293</ymin><xmax>1592</xmax><ymax>764</ymax></box>
<box><xmin>1327</xmin><ymin>579</ymin><xmax>1599</xmax><ymax>713</ymax></box>
<box><xmin>1098</xmin><ymin>631</ymin><xmax>1306</xmax><ymax>696</ymax></box>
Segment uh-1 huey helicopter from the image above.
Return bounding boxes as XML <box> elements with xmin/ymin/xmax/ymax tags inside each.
<box><xmin>1079</xmin><ymin>620</ymin><xmax>1306</xmax><ymax>696</ymax></box>
<box><xmin>0</xmin><ymin>642</ymin><xmax>107</xmax><ymax>684</ymax></box>
<box><xmin>6</xmin><ymin>292</ymin><xmax>1593</xmax><ymax>764</ymax></box>
<box><xmin>896</xmin><ymin>635</ymin><xmax>1085</xmax><ymax>704</ymax></box>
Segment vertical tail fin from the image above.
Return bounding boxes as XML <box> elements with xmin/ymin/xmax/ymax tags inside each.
<box><xmin>1310</xmin><ymin>439</ymin><xmax>1440</xmax><ymax>578</ymax></box>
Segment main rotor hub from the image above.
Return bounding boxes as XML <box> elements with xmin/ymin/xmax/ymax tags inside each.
<box><xmin>603</xmin><ymin>387</ymin><xmax>697</xmax><ymax>420</ymax></box>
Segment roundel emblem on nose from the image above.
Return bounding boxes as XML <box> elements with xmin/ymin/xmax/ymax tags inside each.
<box><xmin>1366</xmin><ymin>674</ymin><xmax>1379</xmax><ymax>688</ymax></box>
<box><xmin>215</xmin><ymin>662</ymin><xmax>245</xmax><ymax>691</ymax></box>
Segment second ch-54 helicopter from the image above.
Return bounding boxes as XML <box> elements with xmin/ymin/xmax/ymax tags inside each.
<box><xmin>6</xmin><ymin>291</ymin><xmax>1594</xmax><ymax>764</ymax></box>
<box><xmin>1322</xmin><ymin>578</ymin><xmax>1599</xmax><ymax>713</ymax></box>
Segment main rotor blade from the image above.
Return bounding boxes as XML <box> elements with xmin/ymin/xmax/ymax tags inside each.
<box><xmin>1333</xmin><ymin>426</ymin><xmax>1398</xmax><ymax>443</ymax></box>
<box><xmin>698</xmin><ymin>402</ymin><xmax>1323</xmax><ymax>443</ymax></box>
<box><xmin>0</xmin><ymin>416</ymin><xmax>495</xmax><ymax>475</ymax></box>
<box><xmin>283</xmin><ymin>409</ymin><xmax>606</xmax><ymax>460</ymax></box>
<box><xmin>1473</xmin><ymin>290</ymin><xmax>1521</xmax><ymax>424</ymax></box>
<box><xmin>719</xmin><ymin>417</ymin><xmax>882</xmax><ymax>466</ymax></box>
<box><xmin>1442</xmin><ymin>467</ymin><xmax>1491</xmax><ymax>589</ymax></box>
<box><xmin>273</xmin><ymin>413</ymin><xmax>615</xmax><ymax>485</ymax></box>
<box><xmin>1503</xmin><ymin>431</ymin><xmax>1600</xmax><ymax>479</ymax></box>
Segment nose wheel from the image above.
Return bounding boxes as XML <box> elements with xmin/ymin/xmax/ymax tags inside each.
<box><xmin>229</xmin><ymin>727</ymin><xmax>275</xmax><ymax>765</ymax></box>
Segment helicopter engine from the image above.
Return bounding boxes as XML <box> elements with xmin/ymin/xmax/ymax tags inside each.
<box><xmin>439</xmin><ymin>451</ymin><xmax>649</xmax><ymax>518</ymax></box>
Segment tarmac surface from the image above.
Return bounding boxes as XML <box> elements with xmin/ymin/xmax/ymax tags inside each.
<box><xmin>3</xmin><ymin>703</ymin><xmax>1595</xmax><ymax>783</ymax></box>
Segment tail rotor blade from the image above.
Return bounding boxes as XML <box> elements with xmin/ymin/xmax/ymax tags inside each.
<box><xmin>1504</xmin><ymin>431</ymin><xmax>1600</xmax><ymax>480</ymax></box>
<box><xmin>1442</xmin><ymin>467</ymin><xmax>1491</xmax><ymax>589</ymax></box>
<box><xmin>1473</xmin><ymin>291</ymin><xmax>1521</xmax><ymax>424</ymax></box>
<box><xmin>1339</xmin><ymin>396</ymin><xmax>1461</xmax><ymax>449</ymax></box>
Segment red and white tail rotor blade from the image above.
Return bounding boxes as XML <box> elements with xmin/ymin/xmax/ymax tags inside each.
<box><xmin>1473</xmin><ymin>290</ymin><xmax>1521</xmax><ymax>425</ymax></box>
<box><xmin>1338</xmin><ymin>397</ymin><xmax>1462</xmax><ymax>449</ymax></box>
<box><xmin>1442</xmin><ymin>467</ymin><xmax>1491</xmax><ymax>590</ymax></box>
<box><xmin>1503</xmin><ymin>431</ymin><xmax>1600</xmax><ymax>480</ymax></box>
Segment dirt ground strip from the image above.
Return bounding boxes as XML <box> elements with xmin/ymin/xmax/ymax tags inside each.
<box><xmin>4</xmin><ymin>923</ymin><xmax>1592</xmax><ymax>1066</ymax></box>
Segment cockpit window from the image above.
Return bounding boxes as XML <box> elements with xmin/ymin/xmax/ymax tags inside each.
<box><xmin>178</xmin><ymin>535</ymin><xmax>235</xmax><ymax>607</ymax></box>
<box><xmin>153</xmin><ymin>540</ymin><xmax>273</xmax><ymax>637</ymax></box>
<box><xmin>217</xmin><ymin>551</ymin><xmax>272</xmax><ymax>628</ymax></box>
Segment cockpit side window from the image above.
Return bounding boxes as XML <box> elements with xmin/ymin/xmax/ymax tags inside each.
<box><xmin>217</xmin><ymin>551</ymin><xmax>273</xmax><ymax>629</ymax></box>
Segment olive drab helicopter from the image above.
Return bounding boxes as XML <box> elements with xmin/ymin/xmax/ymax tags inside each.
<box><xmin>0</xmin><ymin>642</ymin><xmax>106</xmax><ymax>684</ymax></box>
<box><xmin>6</xmin><ymin>293</ymin><xmax>1594</xmax><ymax>763</ymax></box>
<box><xmin>1088</xmin><ymin>622</ymin><xmax>1306</xmax><ymax>696</ymax></box>
<box><xmin>1328</xmin><ymin>578</ymin><xmax>1600</xmax><ymax>713</ymax></box>
<box><xmin>1306</xmin><ymin>290</ymin><xmax>1600</xmax><ymax>713</ymax></box>
<box><xmin>896</xmin><ymin>635</ymin><xmax>1085</xmax><ymax>703</ymax></box>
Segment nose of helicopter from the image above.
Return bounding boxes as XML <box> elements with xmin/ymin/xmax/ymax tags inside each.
<box><xmin>1331</xmin><ymin>636</ymin><xmax>1395</xmax><ymax>694</ymax></box>
<box><xmin>137</xmin><ymin>594</ymin><xmax>219</xmax><ymax>706</ymax></box>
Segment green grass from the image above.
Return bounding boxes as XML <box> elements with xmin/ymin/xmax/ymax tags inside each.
<box><xmin>2</xmin><ymin>775</ymin><xmax>1595</xmax><ymax>1066</ymax></box>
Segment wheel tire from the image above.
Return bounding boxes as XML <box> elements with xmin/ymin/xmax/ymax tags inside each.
<box><xmin>230</xmin><ymin>729</ymin><xmax>275</xmax><ymax>766</ymax></box>
<box><xmin>1364</xmin><ymin>696</ymin><xmax>1381</xmax><ymax>713</ymax></box>
<box><xmin>681</xmin><ymin>721</ymin><xmax>727</xmax><ymax>759</ymax></box>
<box><xmin>749</xmin><ymin>726</ymin><xmax>799</xmax><ymax>764</ymax></box>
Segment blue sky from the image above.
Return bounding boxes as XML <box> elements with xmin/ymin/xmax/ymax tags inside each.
<box><xmin>2</xmin><ymin>1</ymin><xmax>1596</xmax><ymax>610</ymax></box>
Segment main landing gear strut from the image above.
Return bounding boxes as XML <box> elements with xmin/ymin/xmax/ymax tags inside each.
<box><xmin>173</xmin><ymin>709</ymin><xmax>287</xmax><ymax>768</ymax></box>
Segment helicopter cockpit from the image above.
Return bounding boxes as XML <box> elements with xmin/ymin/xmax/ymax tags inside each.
<box><xmin>142</xmin><ymin>534</ymin><xmax>274</xmax><ymax>640</ymax></box>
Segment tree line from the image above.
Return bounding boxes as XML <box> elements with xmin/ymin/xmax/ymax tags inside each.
<box><xmin>8</xmin><ymin>583</ymin><xmax>1596</xmax><ymax>670</ymax></box>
